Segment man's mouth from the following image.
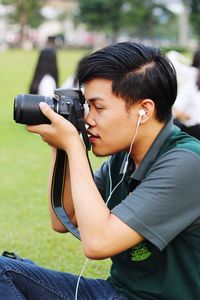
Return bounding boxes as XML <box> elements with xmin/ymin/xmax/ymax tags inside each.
<box><xmin>87</xmin><ymin>131</ymin><xmax>100</xmax><ymax>141</ymax></box>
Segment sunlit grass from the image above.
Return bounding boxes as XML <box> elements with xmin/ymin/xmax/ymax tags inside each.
<box><xmin>0</xmin><ymin>48</ymin><xmax>110</xmax><ymax>278</ymax></box>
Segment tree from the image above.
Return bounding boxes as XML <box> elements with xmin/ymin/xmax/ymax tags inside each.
<box><xmin>75</xmin><ymin>0</ymin><xmax>121</xmax><ymax>42</ymax></box>
<box><xmin>183</xmin><ymin>0</ymin><xmax>200</xmax><ymax>40</ymax></box>
<box><xmin>75</xmin><ymin>0</ymin><xmax>174</xmax><ymax>43</ymax></box>
<box><xmin>1</xmin><ymin>0</ymin><xmax>44</xmax><ymax>47</ymax></box>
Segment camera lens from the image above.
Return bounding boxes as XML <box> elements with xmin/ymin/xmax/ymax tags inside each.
<box><xmin>14</xmin><ymin>94</ymin><xmax>55</xmax><ymax>125</ymax></box>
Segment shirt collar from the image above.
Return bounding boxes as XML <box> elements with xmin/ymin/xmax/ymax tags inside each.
<box><xmin>120</xmin><ymin>117</ymin><xmax>174</xmax><ymax>181</ymax></box>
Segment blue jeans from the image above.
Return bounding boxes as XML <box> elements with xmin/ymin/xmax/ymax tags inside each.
<box><xmin>0</xmin><ymin>256</ymin><xmax>128</xmax><ymax>300</ymax></box>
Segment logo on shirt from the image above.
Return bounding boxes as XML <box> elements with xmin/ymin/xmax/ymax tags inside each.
<box><xmin>130</xmin><ymin>242</ymin><xmax>152</xmax><ymax>261</ymax></box>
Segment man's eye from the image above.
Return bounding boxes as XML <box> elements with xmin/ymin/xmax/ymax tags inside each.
<box><xmin>96</xmin><ymin>106</ymin><xmax>104</xmax><ymax>110</ymax></box>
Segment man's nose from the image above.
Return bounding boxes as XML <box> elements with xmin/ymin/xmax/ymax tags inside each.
<box><xmin>84</xmin><ymin>110</ymin><xmax>96</xmax><ymax>127</ymax></box>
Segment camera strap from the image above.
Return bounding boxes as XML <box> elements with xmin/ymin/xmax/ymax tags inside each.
<box><xmin>51</xmin><ymin>149</ymin><xmax>81</xmax><ymax>239</ymax></box>
<box><xmin>50</xmin><ymin>92</ymin><xmax>94</xmax><ymax>239</ymax></box>
<box><xmin>51</xmin><ymin>121</ymin><xmax>92</xmax><ymax>240</ymax></box>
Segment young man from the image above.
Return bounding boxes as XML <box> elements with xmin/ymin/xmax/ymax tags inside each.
<box><xmin>1</xmin><ymin>42</ymin><xmax>200</xmax><ymax>299</ymax></box>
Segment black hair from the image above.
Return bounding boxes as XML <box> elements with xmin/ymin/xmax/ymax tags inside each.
<box><xmin>29</xmin><ymin>47</ymin><xmax>59</xmax><ymax>94</ymax></box>
<box><xmin>77</xmin><ymin>42</ymin><xmax>177</xmax><ymax>122</ymax></box>
<box><xmin>191</xmin><ymin>49</ymin><xmax>200</xmax><ymax>90</ymax></box>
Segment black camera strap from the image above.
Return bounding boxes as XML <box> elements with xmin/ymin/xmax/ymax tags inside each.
<box><xmin>51</xmin><ymin>149</ymin><xmax>81</xmax><ymax>239</ymax></box>
<box><xmin>51</xmin><ymin>119</ymin><xmax>92</xmax><ymax>240</ymax></box>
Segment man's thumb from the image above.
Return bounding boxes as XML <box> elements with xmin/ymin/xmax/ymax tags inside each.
<box><xmin>39</xmin><ymin>102</ymin><xmax>55</xmax><ymax>121</ymax></box>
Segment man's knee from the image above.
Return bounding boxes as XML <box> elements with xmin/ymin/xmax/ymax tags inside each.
<box><xmin>0</xmin><ymin>256</ymin><xmax>25</xmax><ymax>274</ymax></box>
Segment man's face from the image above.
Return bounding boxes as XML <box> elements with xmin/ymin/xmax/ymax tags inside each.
<box><xmin>84</xmin><ymin>79</ymin><xmax>139</xmax><ymax>156</ymax></box>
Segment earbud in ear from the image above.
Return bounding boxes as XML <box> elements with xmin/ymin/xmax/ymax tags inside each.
<box><xmin>138</xmin><ymin>109</ymin><xmax>146</xmax><ymax>117</ymax></box>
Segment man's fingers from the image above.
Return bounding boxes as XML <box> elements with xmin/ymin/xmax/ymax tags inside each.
<box><xmin>39</xmin><ymin>102</ymin><xmax>59</xmax><ymax>122</ymax></box>
<box><xmin>26</xmin><ymin>123</ymin><xmax>49</xmax><ymax>133</ymax></box>
<box><xmin>26</xmin><ymin>102</ymin><xmax>59</xmax><ymax>133</ymax></box>
<box><xmin>27</xmin><ymin>102</ymin><xmax>65</xmax><ymax>134</ymax></box>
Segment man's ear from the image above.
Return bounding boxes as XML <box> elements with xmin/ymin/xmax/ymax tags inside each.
<box><xmin>139</xmin><ymin>99</ymin><xmax>155</xmax><ymax>123</ymax></box>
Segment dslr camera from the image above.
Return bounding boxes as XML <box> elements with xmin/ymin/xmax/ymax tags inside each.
<box><xmin>13</xmin><ymin>88</ymin><xmax>90</xmax><ymax>149</ymax></box>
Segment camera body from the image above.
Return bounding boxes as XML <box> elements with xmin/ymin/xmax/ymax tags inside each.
<box><xmin>14</xmin><ymin>88</ymin><xmax>86</xmax><ymax>128</ymax></box>
<box><xmin>14</xmin><ymin>88</ymin><xmax>90</xmax><ymax>149</ymax></box>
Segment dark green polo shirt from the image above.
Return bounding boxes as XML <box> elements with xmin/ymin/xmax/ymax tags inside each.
<box><xmin>94</xmin><ymin>119</ymin><xmax>200</xmax><ymax>300</ymax></box>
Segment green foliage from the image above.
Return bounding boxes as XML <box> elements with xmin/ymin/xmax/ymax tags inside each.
<box><xmin>1</xmin><ymin>0</ymin><xmax>44</xmax><ymax>28</ymax></box>
<box><xmin>76</xmin><ymin>0</ymin><xmax>175</xmax><ymax>40</ymax></box>
<box><xmin>122</xmin><ymin>0</ymin><xmax>175</xmax><ymax>38</ymax></box>
<box><xmin>0</xmin><ymin>48</ymin><xmax>110</xmax><ymax>277</ymax></box>
<box><xmin>76</xmin><ymin>0</ymin><xmax>122</xmax><ymax>32</ymax></box>
<box><xmin>184</xmin><ymin>0</ymin><xmax>200</xmax><ymax>39</ymax></box>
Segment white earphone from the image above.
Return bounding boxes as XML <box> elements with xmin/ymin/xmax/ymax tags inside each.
<box><xmin>138</xmin><ymin>109</ymin><xmax>146</xmax><ymax>117</ymax></box>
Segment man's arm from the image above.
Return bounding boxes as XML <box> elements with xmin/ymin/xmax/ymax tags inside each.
<box><xmin>66</xmin><ymin>137</ymin><xmax>144</xmax><ymax>259</ymax></box>
<box><xmin>27</xmin><ymin>103</ymin><xmax>144</xmax><ymax>259</ymax></box>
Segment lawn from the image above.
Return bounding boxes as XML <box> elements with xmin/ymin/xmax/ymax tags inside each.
<box><xmin>0</xmin><ymin>48</ymin><xmax>110</xmax><ymax>277</ymax></box>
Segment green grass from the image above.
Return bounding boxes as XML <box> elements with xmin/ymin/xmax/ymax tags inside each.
<box><xmin>0</xmin><ymin>49</ymin><xmax>110</xmax><ymax>277</ymax></box>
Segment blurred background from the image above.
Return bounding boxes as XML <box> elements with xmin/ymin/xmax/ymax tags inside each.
<box><xmin>0</xmin><ymin>0</ymin><xmax>199</xmax><ymax>52</ymax></box>
<box><xmin>0</xmin><ymin>0</ymin><xmax>199</xmax><ymax>278</ymax></box>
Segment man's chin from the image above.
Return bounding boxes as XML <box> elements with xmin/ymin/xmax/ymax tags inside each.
<box><xmin>92</xmin><ymin>146</ymin><xmax>109</xmax><ymax>157</ymax></box>
<box><xmin>92</xmin><ymin>146</ymin><xmax>113</xmax><ymax>157</ymax></box>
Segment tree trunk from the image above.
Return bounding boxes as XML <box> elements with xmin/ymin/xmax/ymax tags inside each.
<box><xmin>18</xmin><ymin>11</ymin><xmax>28</xmax><ymax>48</ymax></box>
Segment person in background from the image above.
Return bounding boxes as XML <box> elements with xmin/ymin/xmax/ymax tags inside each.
<box><xmin>29</xmin><ymin>47</ymin><xmax>59</xmax><ymax>96</ymax></box>
<box><xmin>168</xmin><ymin>49</ymin><xmax>200</xmax><ymax>140</ymax></box>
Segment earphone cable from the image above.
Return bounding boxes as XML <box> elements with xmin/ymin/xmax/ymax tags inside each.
<box><xmin>106</xmin><ymin>113</ymin><xmax>142</xmax><ymax>206</ymax></box>
<box><xmin>74</xmin><ymin>113</ymin><xmax>142</xmax><ymax>300</ymax></box>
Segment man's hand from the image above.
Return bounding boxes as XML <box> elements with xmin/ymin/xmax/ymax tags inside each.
<box><xmin>26</xmin><ymin>102</ymin><xmax>80</xmax><ymax>151</ymax></box>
